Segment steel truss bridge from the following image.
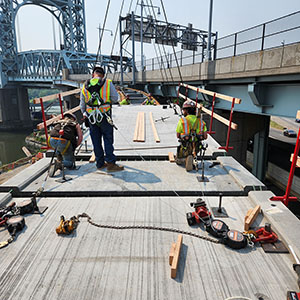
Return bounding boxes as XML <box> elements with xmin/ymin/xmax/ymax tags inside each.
<box><xmin>0</xmin><ymin>0</ymin><xmax>131</xmax><ymax>88</ymax></box>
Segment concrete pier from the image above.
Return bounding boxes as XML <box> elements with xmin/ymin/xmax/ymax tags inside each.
<box><xmin>0</xmin><ymin>85</ymin><xmax>32</xmax><ymax>130</ymax></box>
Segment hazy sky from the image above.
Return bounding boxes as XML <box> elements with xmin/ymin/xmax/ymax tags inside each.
<box><xmin>16</xmin><ymin>0</ymin><xmax>300</xmax><ymax>60</ymax></box>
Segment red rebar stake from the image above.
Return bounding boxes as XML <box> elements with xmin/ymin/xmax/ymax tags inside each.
<box><xmin>58</xmin><ymin>93</ymin><xmax>64</xmax><ymax>118</ymax></box>
<box><xmin>185</xmin><ymin>85</ymin><xmax>188</xmax><ymax>101</ymax></box>
<box><xmin>40</xmin><ymin>98</ymin><xmax>49</xmax><ymax>150</ymax></box>
<box><xmin>270</xmin><ymin>127</ymin><xmax>300</xmax><ymax>206</ymax></box>
<box><xmin>176</xmin><ymin>83</ymin><xmax>181</xmax><ymax>105</ymax></box>
<box><xmin>219</xmin><ymin>98</ymin><xmax>235</xmax><ymax>152</ymax></box>
<box><xmin>207</xmin><ymin>92</ymin><xmax>216</xmax><ymax>134</ymax></box>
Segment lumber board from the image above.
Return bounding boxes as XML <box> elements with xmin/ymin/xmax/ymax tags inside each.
<box><xmin>169</xmin><ymin>242</ymin><xmax>176</xmax><ymax>265</ymax></box>
<box><xmin>149</xmin><ymin>112</ymin><xmax>160</xmax><ymax>143</ymax></box>
<box><xmin>244</xmin><ymin>209</ymin><xmax>252</xmax><ymax>222</ymax></box>
<box><xmin>296</xmin><ymin>110</ymin><xmax>300</xmax><ymax>120</ymax></box>
<box><xmin>37</xmin><ymin>106</ymin><xmax>80</xmax><ymax>130</ymax></box>
<box><xmin>180</xmin><ymin>83</ymin><xmax>241</xmax><ymax>104</ymax></box>
<box><xmin>244</xmin><ymin>205</ymin><xmax>261</xmax><ymax>231</ymax></box>
<box><xmin>33</xmin><ymin>88</ymin><xmax>81</xmax><ymax>104</ymax></box>
<box><xmin>133</xmin><ymin>112</ymin><xmax>145</xmax><ymax>142</ymax></box>
<box><xmin>133</xmin><ymin>112</ymin><xmax>140</xmax><ymax>142</ymax></box>
<box><xmin>171</xmin><ymin>235</ymin><xmax>183</xmax><ymax>279</ymax></box>
<box><xmin>89</xmin><ymin>152</ymin><xmax>96</xmax><ymax>163</ymax></box>
<box><xmin>22</xmin><ymin>146</ymin><xmax>32</xmax><ymax>157</ymax></box>
<box><xmin>290</xmin><ymin>154</ymin><xmax>300</xmax><ymax>167</ymax></box>
<box><xmin>178</xmin><ymin>93</ymin><xmax>238</xmax><ymax>130</ymax></box>
<box><xmin>138</xmin><ymin>112</ymin><xmax>145</xmax><ymax>142</ymax></box>
<box><xmin>168</xmin><ymin>152</ymin><xmax>175</xmax><ymax>163</ymax></box>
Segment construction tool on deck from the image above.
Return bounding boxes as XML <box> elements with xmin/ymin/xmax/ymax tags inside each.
<box><xmin>56</xmin><ymin>215</ymin><xmax>79</xmax><ymax>235</ymax></box>
<box><xmin>186</xmin><ymin>198</ymin><xmax>211</xmax><ymax>225</ymax></box>
<box><xmin>0</xmin><ymin>215</ymin><xmax>26</xmax><ymax>249</ymax></box>
<box><xmin>197</xmin><ymin>141</ymin><xmax>209</xmax><ymax>182</ymax></box>
<box><xmin>155</xmin><ymin>116</ymin><xmax>170</xmax><ymax>122</ymax></box>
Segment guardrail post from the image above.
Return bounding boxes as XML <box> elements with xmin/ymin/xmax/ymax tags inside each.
<box><xmin>261</xmin><ymin>23</ymin><xmax>266</xmax><ymax>51</ymax></box>
<box><xmin>40</xmin><ymin>98</ymin><xmax>49</xmax><ymax>149</ymax></box>
<box><xmin>219</xmin><ymin>98</ymin><xmax>235</xmax><ymax>152</ymax></box>
<box><xmin>233</xmin><ymin>33</ymin><xmax>237</xmax><ymax>56</ymax></box>
<box><xmin>58</xmin><ymin>93</ymin><xmax>64</xmax><ymax>118</ymax></box>
<box><xmin>180</xmin><ymin>51</ymin><xmax>183</xmax><ymax>66</ymax></box>
<box><xmin>270</xmin><ymin>127</ymin><xmax>300</xmax><ymax>206</ymax></box>
<box><xmin>207</xmin><ymin>93</ymin><xmax>216</xmax><ymax>134</ymax></box>
<box><xmin>213</xmin><ymin>31</ymin><xmax>218</xmax><ymax>60</ymax></box>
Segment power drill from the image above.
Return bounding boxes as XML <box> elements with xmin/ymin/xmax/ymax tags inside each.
<box><xmin>56</xmin><ymin>215</ymin><xmax>79</xmax><ymax>235</ymax></box>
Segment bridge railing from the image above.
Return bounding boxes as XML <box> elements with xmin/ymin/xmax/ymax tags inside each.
<box><xmin>217</xmin><ymin>10</ymin><xmax>300</xmax><ymax>59</ymax></box>
<box><xmin>137</xmin><ymin>10</ymin><xmax>300</xmax><ymax>72</ymax></box>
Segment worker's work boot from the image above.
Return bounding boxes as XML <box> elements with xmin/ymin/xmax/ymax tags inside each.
<box><xmin>185</xmin><ymin>155</ymin><xmax>193</xmax><ymax>172</ymax></box>
<box><xmin>107</xmin><ymin>163</ymin><xmax>124</xmax><ymax>172</ymax></box>
<box><xmin>97</xmin><ymin>162</ymin><xmax>108</xmax><ymax>170</ymax></box>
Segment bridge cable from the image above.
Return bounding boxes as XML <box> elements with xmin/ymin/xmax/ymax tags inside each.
<box><xmin>147</xmin><ymin>0</ymin><xmax>174</xmax><ymax>83</ymax></box>
<box><xmin>159</xmin><ymin>0</ymin><xmax>183</xmax><ymax>83</ymax></box>
<box><xmin>95</xmin><ymin>0</ymin><xmax>111</xmax><ymax>66</ymax></box>
<box><xmin>110</xmin><ymin>0</ymin><xmax>125</xmax><ymax>57</ymax></box>
<box><xmin>143</xmin><ymin>0</ymin><xmax>168</xmax><ymax>82</ymax></box>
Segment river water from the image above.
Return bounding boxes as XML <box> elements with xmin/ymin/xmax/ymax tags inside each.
<box><xmin>0</xmin><ymin>105</ymin><xmax>61</xmax><ymax>166</ymax></box>
<box><xmin>0</xmin><ymin>131</ymin><xmax>31</xmax><ymax>166</ymax></box>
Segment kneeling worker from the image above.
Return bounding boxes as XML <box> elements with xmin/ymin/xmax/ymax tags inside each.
<box><xmin>48</xmin><ymin>113</ymin><xmax>83</xmax><ymax>177</ymax></box>
<box><xmin>176</xmin><ymin>100</ymin><xmax>207</xmax><ymax>171</ymax></box>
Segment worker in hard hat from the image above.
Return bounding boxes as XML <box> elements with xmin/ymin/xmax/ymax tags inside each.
<box><xmin>142</xmin><ymin>94</ymin><xmax>156</xmax><ymax>105</ymax></box>
<box><xmin>176</xmin><ymin>100</ymin><xmax>207</xmax><ymax>171</ymax></box>
<box><xmin>80</xmin><ymin>66</ymin><xmax>124</xmax><ymax>172</ymax></box>
<box><xmin>119</xmin><ymin>95</ymin><xmax>130</xmax><ymax>105</ymax></box>
<box><xmin>48</xmin><ymin>112</ymin><xmax>83</xmax><ymax>177</ymax></box>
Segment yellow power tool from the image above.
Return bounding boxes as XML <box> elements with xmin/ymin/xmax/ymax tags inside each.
<box><xmin>56</xmin><ymin>215</ymin><xmax>79</xmax><ymax>235</ymax></box>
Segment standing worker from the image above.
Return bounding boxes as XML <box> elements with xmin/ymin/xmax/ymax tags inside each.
<box><xmin>80</xmin><ymin>66</ymin><xmax>124</xmax><ymax>172</ymax></box>
<box><xmin>175</xmin><ymin>100</ymin><xmax>207</xmax><ymax>171</ymax></box>
<box><xmin>48</xmin><ymin>112</ymin><xmax>83</xmax><ymax>177</ymax></box>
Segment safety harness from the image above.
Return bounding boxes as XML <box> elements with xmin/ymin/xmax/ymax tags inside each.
<box><xmin>82</xmin><ymin>78</ymin><xmax>112</xmax><ymax>125</ymax></box>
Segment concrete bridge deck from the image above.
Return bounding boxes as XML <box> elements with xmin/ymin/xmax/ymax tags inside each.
<box><xmin>0</xmin><ymin>105</ymin><xmax>300</xmax><ymax>299</ymax></box>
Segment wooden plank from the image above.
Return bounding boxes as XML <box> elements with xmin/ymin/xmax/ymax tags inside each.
<box><xmin>168</xmin><ymin>152</ymin><xmax>175</xmax><ymax>163</ymax></box>
<box><xmin>244</xmin><ymin>205</ymin><xmax>261</xmax><ymax>231</ymax></box>
<box><xmin>296</xmin><ymin>110</ymin><xmax>300</xmax><ymax>120</ymax></box>
<box><xmin>89</xmin><ymin>152</ymin><xmax>96</xmax><ymax>163</ymax></box>
<box><xmin>33</xmin><ymin>88</ymin><xmax>81</xmax><ymax>104</ymax></box>
<box><xmin>22</xmin><ymin>146</ymin><xmax>32</xmax><ymax>157</ymax></box>
<box><xmin>180</xmin><ymin>82</ymin><xmax>241</xmax><ymax>104</ymax></box>
<box><xmin>133</xmin><ymin>112</ymin><xmax>141</xmax><ymax>142</ymax></box>
<box><xmin>169</xmin><ymin>242</ymin><xmax>176</xmax><ymax>265</ymax></box>
<box><xmin>171</xmin><ymin>234</ymin><xmax>183</xmax><ymax>279</ymax></box>
<box><xmin>244</xmin><ymin>209</ymin><xmax>252</xmax><ymax>222</ymax></box>
<box><xmin>36</xmin><ymin>106</ymin><xmax>80</xmax><ymax>130</ymax></box>
<box><xmin>178</xmin><ymin>93</ymin><xmax>238</xmax><ymax>130</ymax></box>
<box><xmin>149</xmin><ymin>112</ymin><xmax>160</xmax><ymax>143</ymax></box>
<box><xmin>135</xmin><ymin>112</ymin><xmax>145</xmax><ymax>142</ymax></box>
<box><xmin>290</xmin><ymin>154</ymin><xmax>300</xmax><ymax>167</ymax></box>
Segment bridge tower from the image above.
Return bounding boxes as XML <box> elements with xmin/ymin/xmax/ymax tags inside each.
<box><xmin>0</xmin><ymin>0</ymin><xmax>87</xmax><ymax>130</ymax></box>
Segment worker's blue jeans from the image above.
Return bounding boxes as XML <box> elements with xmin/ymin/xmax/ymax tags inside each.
<box><xmin>49</xmin><ymin>138</ymin><xmax>74</xmax><ymax>168</ymax></box>
<box><xmin>89</xmin><ymin>116</ymin><xmax>116</xmax><ymax>168</ymax></box>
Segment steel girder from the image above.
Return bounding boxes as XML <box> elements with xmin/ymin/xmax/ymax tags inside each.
<box><xmin>8</xmin><ymin>50</ymin><xmax>132</xmax><ymax>83</ymax></box>
<box><xmin>0</xmin><ymin>0</ymin><xmax>88</xmax><ymax>88</ymax></box>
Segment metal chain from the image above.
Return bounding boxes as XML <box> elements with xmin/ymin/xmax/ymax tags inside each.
<box><xmin>77</xmin><ymin>213</ymin><xmax>221</xmax><ymax>244</ymax></box>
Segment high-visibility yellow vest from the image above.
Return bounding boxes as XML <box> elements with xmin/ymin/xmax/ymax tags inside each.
<box><xmin>177</xmin><ymin>115</ymin><xmax>206</xmax><ymax>139</ymax></box>
<box><xmin>81</xmin><ymin>78</ymin><xmax>112</xmax><ymax>114</ymax></box>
